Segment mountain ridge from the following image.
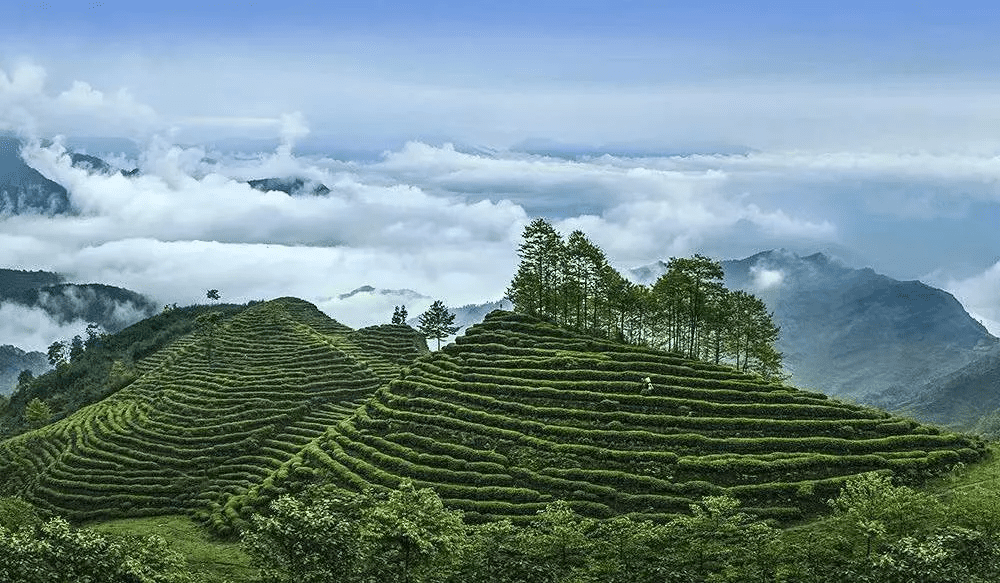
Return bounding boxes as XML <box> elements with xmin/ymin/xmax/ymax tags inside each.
<box><xmin>631</xmin><ymin>250</ymin><xmax>997</xmax><ymax>409</ymax></box>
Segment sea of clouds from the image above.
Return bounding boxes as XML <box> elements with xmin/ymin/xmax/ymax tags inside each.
<box><xmin>2</xmin><ymin>59</ymin><xmax>1000</xmax><ymax>350</ymax></box>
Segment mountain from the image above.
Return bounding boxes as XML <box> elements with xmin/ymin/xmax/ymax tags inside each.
<box><xmin>248</xmin><ymin>177</ymin><xmax>330</xmax><ymax>197</ymax></box>
<box><xmin>445</xmin><ymin>299</ymin><xmax>514</xmax><ymax>333</ymax></box>
<box><xmin>631</xmin><ymin>251</ymin><xmax>998</xmax><ymax>407</ymax></box>
<box><xmin>222</xmin><ymin>310</ymin><xmax>983</xmax><ymax>529</ymax></box>
<box><xmin>0</xmin><ymin>298</ymin><xmax>428</xmax><ymax>526</ymax></box>
<box><xmin>0</xmin><ymin>136</ymin><xmax>72</xmax><ymax>215</ymax></box>
<box><xmin>0</xmin><ymin>269</ymin><xmax>159</xmax><ymax>334</ymax></box>
<box><xmin>0</xmin><ymin>268</ymin><xmax>63</xmax><ymax>299</ymax></box>
<box><xmin>15</xmin><ymin>283</ymin><xmax>159</xmax><ymax>333</ymax></box>
<box><xmin>901</xmin><ymin>351</ymin><xmax>1000</xmax><ymax>431</ymax></box>
<box><xmin>0</xmin><ymin>345</ymin><xmax>48</xmax><ymax>396</ymax></box>
<box><xmin>337</xmin><ymin>285</ymin><xmax>427</xmax><ymax>302</ymax></box>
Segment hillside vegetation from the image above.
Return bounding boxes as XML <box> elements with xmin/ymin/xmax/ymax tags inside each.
<box><xmin>225</xmin><ymin>310</ymin><xmax>985</xmax><ymax>529</ymax></box>
<box><xmin>0</xmin><ymin>297</ymin><xmax>427</xmax><ymax>525</ymax></box>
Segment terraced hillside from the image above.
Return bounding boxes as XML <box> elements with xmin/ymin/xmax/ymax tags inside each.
<box><xmin>226</xmin><ymin>311</ymin><xmax>986</xmax><ymax>527</ymax></box>
<box><xmin>0</xmin><ymin>297</ymin><xmax>427</xmax><ymax>523</ymax></box>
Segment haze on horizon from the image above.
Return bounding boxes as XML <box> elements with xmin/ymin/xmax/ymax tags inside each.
<box><xmin>3</xmin><ymin>0</ymin><xmax>1000</xmax><ymax>343</ymax></box>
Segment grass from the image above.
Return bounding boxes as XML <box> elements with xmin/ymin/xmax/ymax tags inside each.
<box><xmin>90</xmin><ymin>514</ymin><xmax>255</xmax><ymax>583</ymax></box>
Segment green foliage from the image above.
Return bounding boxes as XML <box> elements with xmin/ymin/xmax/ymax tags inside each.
<box><xmin>245</xmin><ymin>481</ymin><xmax>466</xmax><ymax>583</ymax></box>
<box><xmin>1</xmin><ymin>302</ymin><xmax>248</xmax><ymax>438</ymax></box>
<box><xmin>230</xmin><ymin>309</ymin><xmax>982</xmax><ymax>528</ymax></box>
<box><xmin>829</xmin><ymin>472</ymin><xmax>943</xmax><ymax>559</ymax></box>
<box><xmin>418</xmin><ymin>300</ymin><xmax>460</xmax><ymax>350</ymax></box>
<box><xmin>393</xmin><ymin>305</ymin><xmax>409</xmax><ymax>325</ymax></box>
<box><xmin>46</xmin><ymin>340</ymin><xmax>66</xmax><ymax>367</ymax></box>
<box><xmin>91</xmin><ymin>514</ymin><xmax>254</xmax><ymax>583</ymax></box>
<box><xmin>24</xmin><ymin>397</ymin><xmax>51</xmax><ymax>429</ymax></box>
<box><xmin>505</xmin><ymin>219</ymin><xmax>784</xmax><ymax>379</ymax></box>
<box><xmin>0</xmin><ymin>517</ymin><xmax>193</xmax><ymax>583</ymax></box>
<box><xmin>16</xmin><ymin>369</ymin><xmax>34</xmax><ymax>389</ymax></box>
<box><xmin>69</xmin><ymin>334</ymin><xmax>85</xmax><ymax>363</ymax></box>
<box><xmin>0</xmin><ymin>496</ymin><xmax>42</xmax><ymax>531</ymax></box>
<box><xmin>0</xmin><ymin>298</ymin><xmax>427</xmax><ymax>525</ymax></box>
<box><xmin>244</xmin><ymin>492</ymin><xmax>365</xmax><ymax>583</ymax></box>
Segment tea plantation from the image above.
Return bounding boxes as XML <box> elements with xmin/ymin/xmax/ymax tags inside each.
<box><xmin>225</xmin><ymin>310</ymin><xmax>986</xmax><ymax>528</ymax></box>
<box><xmin>0</xmin><ymin>297</ymin><xmax>427</xmax><ymax>525</ymax></box>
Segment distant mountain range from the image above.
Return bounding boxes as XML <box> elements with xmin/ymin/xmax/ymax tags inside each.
<box><xmin>0</xmin><ymin>136</ymin><xmax>72</xmax><ymax>215</ymax></box>
<box><xmin>901</xmin><ymin>350</ymin><xmax>1000</xmax><ymax>432</ymax></box>
<box><xmin>0</xmin><ymin>269</ymin><xmax>158</xmax><ymax>333</ymax></box>
<box><xmin>248</xmin><ymin>177</ymin><xmax>330</xmax><ymax>197</ymax></box>
<box><xmin>631</xmin><ymin>250</ymin><xmax>999</xmax><ymax>410</ymax></box>
<box><xmin>0</xmin><ymin>268</ymin><xmax>159</xmax><ymax>394</ymax></box>
<box><xmin>0</xmin><ymin>345</ymin><xmax>48</xmax><ymax>397</ymax></box>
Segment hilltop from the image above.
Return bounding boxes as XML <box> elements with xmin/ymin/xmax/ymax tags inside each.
<box><xmin>224</xmin><ymin>310</ymin><xmax>984</xmax><ymax>530</ymax></box>
<box><xmin>0</xmin><ymin>297</ymin><xmax>427</xmax><ymax>523</ymax></box>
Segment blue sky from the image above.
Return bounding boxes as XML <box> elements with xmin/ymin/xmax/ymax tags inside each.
<box><xmin>3</xmin><ymin>1</ymin><xmax>1000</xmax><ymax>336</ymax></box>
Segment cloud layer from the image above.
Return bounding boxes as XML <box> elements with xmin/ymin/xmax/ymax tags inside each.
<box><xmin>2</xmin><ymin>61</ymin><xmax>1000</xmax><ymax>346</ymax></box>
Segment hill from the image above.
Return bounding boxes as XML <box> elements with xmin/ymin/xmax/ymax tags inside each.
<box><xmin>902</xmin><ymin>351</ymin><xmax>1000</xmax><ymax>433</ymax></box>
<box><xmin>0</xmin><ymin>302</ymin><xmax>249</xmax><ymax>434</ymax></box>
<box><xmin>632</xmin><ymin>251</ymin><xmax>998</xmax><ymax>407</ymax></box>
<box><xmin>0</xmin><ymin>297</ymin><xmax>428</xmax><ymax>523</ymax></box>
<box><xmin>0</xmin><ymin>345</ymin><xmax>48</xmax><ymax>397</ymax></box>
<box><xmin>223</xmin><ymin>310</ymin><xmax>984</xmax><ymax>529</ymax></box>
<box><xmin>0</xmin><ymin>268</ymin><xmax>64</xmax><ymax>298</ymax></box>
<box><xmin>0</xmin><ymin>136</ymin><xmax>72</xmax><ymax>215</ymax></box>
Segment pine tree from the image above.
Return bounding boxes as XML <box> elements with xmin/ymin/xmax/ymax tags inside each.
<box><xmin>417</xmin><ymin>300</ymin><xmax>460</xmax><ymax>350</ymax></box>
<box><xmin>392</xmin><ymin>305</ymin><xmax>408</xmax><ymax>325</ymax></box>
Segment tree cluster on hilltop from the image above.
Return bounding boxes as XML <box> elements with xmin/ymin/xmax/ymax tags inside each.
<box><xmin>506</xmin><ymin>219</ymin><xmax>783</xmax><ymax>379</ymax></box>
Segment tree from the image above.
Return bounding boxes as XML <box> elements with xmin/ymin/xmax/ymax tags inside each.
<box><xmin>418</xmin><ymin>301</ymin><xmax>460</xmax><ymax>350</ymax></box>
<box><xmin>24</xmin><ymin>397</ymin><xmax>52</xmax><ymax>429</ymax></box>
<box><xmin>84</xmin><ymin>323</ymin><xmax>102</xmax><ymax>350</ymax></box>
<box><xmin>361</xmin><ymin>480</ymin><xmax>467</xmax><ymax>583</ymax></box>
<box><xmin>0</xmin><ymin>517</ymin><xmax>192</xmax><ymax>583</ymax></box>
<box><xmin>69</xmin><ymin>335</ymin><xmax>85</xmax><ymax>363</ymax></box>
<box><xmin>506</xmin><ymin>218</ymin><xmax>566</xmax><ymax>319</ymax></box>
<box><xmin>244</xmin><ymin>493</ymin><xmax>366</xmax><ymax>583</ymax></box>
<box><xmin>196</xmin><ymin>312</ymin><xmax>224</xmax><ymax>368</ymax></box>
<box><xmin>244</xmin><ymin>482</ymin><xmax>465</xmax><ymax>583</ymax></box>
<box><xmin>46</xmin><ymin>341</ymin><xmax>66</xmax><ymax>367</ymax></box>
<box><xmin>392</xmin><ymin>305</ymin><xmax>409</xmax><ymax>325</ymax></box>
<box><xmin>16</xmin><ymin>369</ymin><xmax>34</xmax><ymax>389</ymax></box>
<box><xmin>830</xmin><ymin>472</ymin><xmax>942</xmax><ymax>560</ymax></box>
<box><xmin>206</xmin><ymin>289</ymin><xmax>220</xmax><ymax>301</ymax></box>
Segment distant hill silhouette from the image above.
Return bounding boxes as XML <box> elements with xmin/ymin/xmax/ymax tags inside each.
<box><xmin>632</xmin><ymin>250</ymin><xmax>998</xmax><ymax>407</ymax></box>
<box><xmin>0</xmin><ymin>345</ymin><xmax>48</xmax><ymax>397</ymax></box>
<box><xmin>0</xmin><ymin>137</ymin><xmax>71</xmax><ymax>215</ymax></box>
<box><xmin>248</xmin><ymin>177</ymin><xmax>330</xmax><ymax>197</ymax></box>
<box><xmin>0</xmin><ymin>269</ymin><xmax>158</xmax><ymax>334</ymax></box>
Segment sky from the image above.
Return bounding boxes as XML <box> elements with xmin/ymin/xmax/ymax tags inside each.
<box><xmin>3</xmin><ymin>0</ymin><xmax>1000</xmax><ymax>343</ymax></box>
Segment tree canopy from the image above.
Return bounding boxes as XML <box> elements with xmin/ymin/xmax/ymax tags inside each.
<box><xmin>417</xmin><ymin>300</ymin><xmax>460</xmax><ymax>350</ymax></box>
<box><xmin>505</xmin><ymin>219</ymin><xmax>784</xmax><ymax>379</ymax></box>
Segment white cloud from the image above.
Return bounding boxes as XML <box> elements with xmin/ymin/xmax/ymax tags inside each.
<box><xmin>750</xmin><ymin>265</ymin><xmax>785</xmax><ymax>290</ymax></box>
<box><xmin>945</xmin><ymin>262</ymin><xmax>1000</xmax><ymax>337</ymax></box>
<box><xmin>0</xmin><ymin>302</ymin><xmax>91</xmax><ymax>353</ymax></box>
